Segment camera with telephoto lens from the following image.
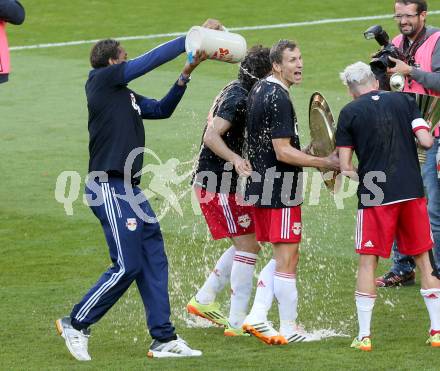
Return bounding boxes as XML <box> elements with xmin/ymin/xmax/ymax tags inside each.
<box><xmin>364</xmin><ymin>25</ymin><xmax>406</xmax><ymax>90</ymax></box>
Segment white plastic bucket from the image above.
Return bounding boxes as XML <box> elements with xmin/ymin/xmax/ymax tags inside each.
<box><xmin>185</xmin><ymin>26</ymin><xmax>247</xmax><ymax>64</ymax></box>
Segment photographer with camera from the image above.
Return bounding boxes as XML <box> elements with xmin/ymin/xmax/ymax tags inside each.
<box><xmin>388</xmin><ymin>0</ymin><xmax>440</xmax><ymax>95</ymax></box>
<box><xmin>375</xmin><ymin>0</ymin><xmax>440</xmax><ymax>287</ymax></box>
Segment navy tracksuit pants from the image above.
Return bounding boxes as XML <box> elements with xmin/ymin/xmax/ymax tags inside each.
<box><xmin>70</xmin><ymin>177</ymin><xmax>175</xmax><ymax>341</ymax></box>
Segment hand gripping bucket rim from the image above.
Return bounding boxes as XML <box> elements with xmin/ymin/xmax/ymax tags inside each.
<box><xmin>185</xmin><ymin>26</ymin><xmax>247</xmax><ymax>64</ymax></box>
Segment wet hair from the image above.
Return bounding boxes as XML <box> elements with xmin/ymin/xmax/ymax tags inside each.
<box><xmin>269</xmin><ymin>39</ymin><xmax>297</xmax><ymax>65</ymax></box>
<box><xmin>339</xmin><ymin>61</ymin><xmax>376</xmax><ymax>93</ymax></box>
<box><xmin>395</xmin><ymin>0</ymin><xmax>427</xmax><ymax>13</ymax></box>
<box><xmin>238</xmin><ymin>45</ymin><xmax>271</xmax><ymax>91</ymax></box>
<box><xmin>90</xmin><ymin>39</ymin><xmax>121</xmax><ymax>68</ymax></box>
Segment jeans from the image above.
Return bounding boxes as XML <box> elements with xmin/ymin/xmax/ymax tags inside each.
<box><xmin>391</xmin><ymin>138</ymin><xmax>440</xmax><ymax>274</ymax></box>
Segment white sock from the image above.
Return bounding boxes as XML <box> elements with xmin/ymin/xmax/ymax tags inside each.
<box><xmin>247</xmin><ymin>259</ymin><xmax>276</xmax><ymax>322</ymax></box>
<box><xmin>355</xmin><ymin>291</ymin><xmax>376</xmax><ymax>340</ymax></box>
<box><xmin>196</xmin><ymin>245</ymin><xmax>236</xmax><ymax>304</ymax></box>
<box><xmin>421</xmin><ymin>288</ymin><xmax>440</xmax><ymax>332</ymax></box>
<box><xmin>228</xmin><ymin>251</ymin><xmax>258</xmax><ymax>328</ymax></box>
<box><xmin>274</xmin><ymin>272</ymin><xmax>298</xmax><ymax>335</ymax></box>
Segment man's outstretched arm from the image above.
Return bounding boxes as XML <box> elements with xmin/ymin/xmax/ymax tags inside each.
<box><xmin>123</xmin><ymin>36</ymin><xmax>186</xmax><ymax>84</ymax></box>
<box><xmin>122</xmin><ymin>18</ymin><xmax>223</xmax><ymax>84</ymax></box>
<box><xmin>137</xmin><ymin>49</ymin><xmax>207</xmax><ymax>119</ymax></box>
<box><xmin>137</xmin><ymin>83</ymin><xmax>186</xmax><ymax>120</ymax></box>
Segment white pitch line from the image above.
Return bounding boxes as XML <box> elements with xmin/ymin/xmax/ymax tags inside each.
<box><xmin>10</xmin><ymin>11</ymin><xmax>440</xmax><ymax>51</ymax></box>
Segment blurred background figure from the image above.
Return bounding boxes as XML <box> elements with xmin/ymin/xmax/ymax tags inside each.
<box><xmin>376</xmin><ymin>0</ymin><xmax>440</xmax><ymax>287</ymax></box>
<box><xmin>0</xmin><ymin>0</ymin><xmax>25</xmax><ymax>84</ymax></box>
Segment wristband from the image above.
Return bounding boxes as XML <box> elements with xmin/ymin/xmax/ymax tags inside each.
<box><xmin>179</xmin><ymin>73</ymin><xmax>191</xmax><ymax>84</ymax></box>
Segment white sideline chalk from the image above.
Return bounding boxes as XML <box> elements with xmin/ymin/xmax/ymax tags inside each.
<box><xmin>10</xmin><ymin>11</ymin><xmax>440</xmax><ymax>51</ymax></box>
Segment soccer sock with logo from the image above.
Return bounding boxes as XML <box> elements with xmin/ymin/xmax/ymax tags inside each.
<box><xmin>420</xmin><ymin>288</ymin><xmax>440</xmax><ymax>333</ymax></box>
<box><xmin>274</xmin><ymin>272</ymin><xmax>298</xmax><ymax>335</ymax></box>
<box><xmin>196</xmin><ymin>245</ymin><xmax>236</xmax><ymax>305</ymax></box>
<box><xmin>228</xmin><ymin>251</ymin><xmax>258</xmax><ymax>328</ymax></box>
<box><xmin>247</xmin><ymin>259</ymin><xmax>276</xmax><ymax>322</ymax></box>
<box><xmin>355</xmin><ymin>291</ymin><xmax>376</xmax><ymax>340</ymax></box>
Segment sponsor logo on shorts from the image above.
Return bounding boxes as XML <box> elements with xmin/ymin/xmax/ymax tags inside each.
<box><xmin>126</xmin><ymin>218</ymin><xmax>137</xmax><ymax>231</ymax></box>
<box><xmin>238</xmin><ymin>214</ymin><xmax>251</xmax><ymax>228</ymax></box>
<box><xmin>364</xmin><ymin>240</ymin><xmax>374</xmax><ymax>248</ymax></box>
<box><xmin>292</xmin><ymin>222</ymin><xmax>302</xmax><ymax>235</ymax></box>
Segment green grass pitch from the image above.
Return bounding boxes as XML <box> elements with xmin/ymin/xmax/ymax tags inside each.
<box><xmin>2</xmin><ymin>0</ymin><xmax>440</xmax><ymax>369</ymax></box>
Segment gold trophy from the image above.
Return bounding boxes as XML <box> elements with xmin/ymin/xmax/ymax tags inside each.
<box><xmin>308</xmin><ymin>92</ymin><xmax>340</xmax><ymax>192</ymax></box>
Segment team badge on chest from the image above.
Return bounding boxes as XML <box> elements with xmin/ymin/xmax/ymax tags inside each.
<box><xmin>238</xmin><ymin>214</ymin><xmax>251</xmax><ymax>228</ymax></box>
<box><xmin>126</xmin><ymin>218</ymin><xmax>137</xmax><ymax>231</ymax></box>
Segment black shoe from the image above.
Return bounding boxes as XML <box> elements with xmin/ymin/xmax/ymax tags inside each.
<box><xmin>375</xmin><ymin>271</ymin><xmax>415</xmax><ymax>287</ymax></box>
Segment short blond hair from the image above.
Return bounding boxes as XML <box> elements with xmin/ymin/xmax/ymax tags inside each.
<box><xmin>340</xmin><ymin>61</ymin><xmax>376</xmax><ymax>91</ymax></box>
